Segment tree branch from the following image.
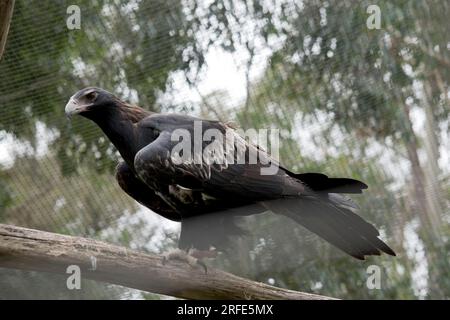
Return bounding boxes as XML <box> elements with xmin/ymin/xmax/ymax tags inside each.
<box><xmin>0</xmin><ymin>224</ymin><xmax>335</xmax><ymax>300</ymax></box>
<box><xmin>0</xmin><ymin>0</ymin><xmax>15</xmax><ymax>60</ymax></box>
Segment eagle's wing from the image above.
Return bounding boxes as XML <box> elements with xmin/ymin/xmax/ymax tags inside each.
<box><xmin>133</xmin><ymin>113</ymin><xmax>305</xmax><ymax>201</ymax></box>
<box><xmin>115</xmin><ymin>162</ymin><xmax>181</xmax><ymax>222</ymax></box>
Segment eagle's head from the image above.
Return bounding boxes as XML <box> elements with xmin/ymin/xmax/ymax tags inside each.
<box><xmin>65</xmin><ymin>87</ymin><xmax>116</xmax><ymax>119</ymax></box>
<box><xmin>65</xmin><ymin>87</ymin><xmax>150</xmax><ymax>124</ymax></box>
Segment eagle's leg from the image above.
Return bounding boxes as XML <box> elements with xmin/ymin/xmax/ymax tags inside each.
<box><xmin>161</xmin><ymin>248</ymin><xmax>208</xmax><ymax>274</ymax></box>
<box><xmin>189</xmin><ymin>247</ymin><xmax>218</xmax><ymax>260</ymax></box>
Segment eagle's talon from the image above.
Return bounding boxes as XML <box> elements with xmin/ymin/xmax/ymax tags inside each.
<box><xmin>197</xmin><ymin>259</ymin><xmax>208</xmax><ymax>274</ymax></box>
<box><xmin>161</xmin><ymin>248</ymin><xmax>207</xmax><ymax>273</ymax></box>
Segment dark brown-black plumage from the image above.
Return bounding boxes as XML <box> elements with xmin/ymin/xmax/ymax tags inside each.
<box><xmin>65</xmin><ymin>87</ymin><xmax>396</xmax><ymax>260</ymax></box>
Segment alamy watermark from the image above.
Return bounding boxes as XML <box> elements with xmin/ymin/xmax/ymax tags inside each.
<box><xmin>66</xmin><ymin>265</ymin><xmax>81</xmax><ymax>290</ymax></box>
<box><xmin>366</xmin><ymin>5</ymin><xmax>381</xmax><ymax>30</ymax></box>
<box><xmin>65</xmin><ymin>256</ymin><xmax>97</xmax><ymax>290</ymax></box>
<box><xmin>66</xmin><ymin>5</ymin><xmax>81</xmax><ymax>30</ymax></box>
<box><xmin>169</xmin><ymin>121</ymin><xmax>280</xmax><ymax>176</ymax></box>
<box><xmin>366</xmin><ymin>265</ymin><xmax>381</xmax><ymax>289</ymax></box>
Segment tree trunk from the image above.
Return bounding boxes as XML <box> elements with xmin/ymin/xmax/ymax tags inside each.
<box><xmin>401</xmin><ymin>103</ymin><xmax>438</xmax><ymax>237</ymax></box>
<box><xmin>421</xmin><ymin>80</ymin><xmax>443</xmax><ymax>234</ymax></box>
<box><xmin>0</xmin><ymin>224</ymin><xmax>335</xmax><ymax>300</ymax></box>
<box><xmin>0</xmin><ymin>0</ymin><xmax>15</xmax><ymax>60</ymax></box>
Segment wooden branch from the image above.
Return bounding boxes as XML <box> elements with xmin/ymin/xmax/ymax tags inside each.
<box><xmin>0</xmin><ymin>224</ymin><xmax>335</xmax><ymax>300</ymax></box>
<box><xmin>0</xmin><ymin>0</ymin><xmax>15</xmax><ymax>60</ymax></box>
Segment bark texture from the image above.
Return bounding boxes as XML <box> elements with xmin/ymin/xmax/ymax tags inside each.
<box><xmin>0</xmin><ymin>224</ymin><xmax>335</xmax><ymax>300</ymax></box>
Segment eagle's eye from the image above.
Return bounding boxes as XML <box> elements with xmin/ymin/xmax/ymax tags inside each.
<box><xmin>85</xmin><ymin>91</ymin><xmax>98</xmax><ymax>101</ymax></box>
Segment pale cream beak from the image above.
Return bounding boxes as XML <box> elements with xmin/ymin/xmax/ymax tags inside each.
<box><xmin>65</xmin><ymin>97</ymin><xmax>89</xmax><ymax>117</ymax></box>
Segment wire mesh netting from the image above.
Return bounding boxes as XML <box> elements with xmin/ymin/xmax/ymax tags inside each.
<box><xmin>0</xmin><ymin>0</ymin><xmax>449</xmax><ymax>299</ymax></box>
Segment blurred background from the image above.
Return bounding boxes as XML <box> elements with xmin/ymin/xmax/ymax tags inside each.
<box><xmin>0</xmin><ymin>0</ymin><xmax>449</xmax><ymax>299</ymax></box>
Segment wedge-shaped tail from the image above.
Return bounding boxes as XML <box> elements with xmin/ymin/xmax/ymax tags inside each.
<box><xmin>265</xmin><ymin>196</ymin><xmax>396</xmax><ymax>260</ymax></box>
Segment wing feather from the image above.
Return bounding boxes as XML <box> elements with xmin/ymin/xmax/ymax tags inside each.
<box><xmin>134</xmin><ymin>115</ymin><xmax>304</xmax><ymax>200</ymax></box>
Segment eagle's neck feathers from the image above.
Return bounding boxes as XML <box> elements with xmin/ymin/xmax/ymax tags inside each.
<box><xmin>93</xmin><ymin>101</ymin><xmax>152</xmax><ymax>169</ymax></box>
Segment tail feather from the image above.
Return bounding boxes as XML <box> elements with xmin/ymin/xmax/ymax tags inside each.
<box><xmin>291</xmin><ymin>172</ymin><xmax>368</xmax><ymax>194</ymax></box>
<box><xmin>328</xmin><ymin>194</ymin><xmax>396</xmax><ymax>256</ymax></box>
<box><xmin>290</xmin><ymin>204</ymin><xmax>372</xmax><ymax>259</ymax></box>
<box><xmin>265</xmin><ymin>196</ymin><xmax>396</xmax><ymax>260</ymax></box>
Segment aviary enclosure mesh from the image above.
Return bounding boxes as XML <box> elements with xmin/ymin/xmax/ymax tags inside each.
<box><xmin>0</xmin><ymin>0</ymin><xmax>449</xmax><ymax>299</ymax></box>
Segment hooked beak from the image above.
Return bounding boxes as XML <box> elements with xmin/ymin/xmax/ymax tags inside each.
<box><xmin>65</xmin><ymin>97</ymin><xmax>90</xmax><ymax>118</ymax></box>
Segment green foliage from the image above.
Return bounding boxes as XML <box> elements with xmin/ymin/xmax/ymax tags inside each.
<box><xmin>0</xmin><ymin>0</ymin><xmax>449</xmax><ymax>299</ymax></box>
<box><xmin>0</xmin><ymin>0</ymin><xmax>203</xmax><ymax>174</ymax></box>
